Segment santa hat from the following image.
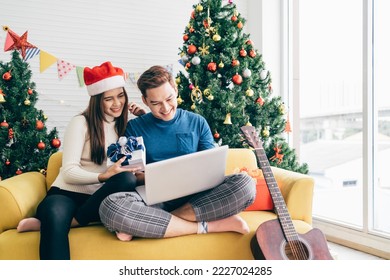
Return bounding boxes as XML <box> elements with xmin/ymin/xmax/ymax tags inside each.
<box><xmin>84</xmin><ymin>62</ymin><xmax>125</xmax><ymax>96</ymax></box>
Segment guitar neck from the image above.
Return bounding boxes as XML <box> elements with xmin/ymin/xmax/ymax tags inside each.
<box><xmin>254</xmin><ymin>148</ymin><xmax>299</xmax><ymax>242</ymax></box>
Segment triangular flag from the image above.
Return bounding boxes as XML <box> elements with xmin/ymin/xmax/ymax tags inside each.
<box><xmin>76</xmin><ymin>66</ymin><xmax>85</xmax><ymax>87</ymax></box>
<box><xmin>24</xmin><ymin>48</ymin><xmax>40</xmax><ymax>61</ymax></box>
<box><xmin>39</xmin><ymin>50</ymin><xmax>57</xmax><ymax>73</ymax></box>
<box><xmin>57</xmin><ymin>59</ymin><xmax>76</xmax><ymax>80</ymax></box>
<box><xmin>3</xmin><ymin>31</ymin><xmax>14</xmax><ymax>51</ymax></box>
<box><xmin>128</xmin><ymin>72</ymin><xmax>140</xmax><ymax>85</ymax></box>
<box><xmin>164</xmin><ymin>64</ymin><xmax>174</xmax><ymax>75</ymax></box>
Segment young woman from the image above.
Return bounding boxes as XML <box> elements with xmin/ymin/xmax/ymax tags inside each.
<box><xmin>17</xmin><ymin>62</ymin><xmax>143</xmax><ymax>259</ymax></box>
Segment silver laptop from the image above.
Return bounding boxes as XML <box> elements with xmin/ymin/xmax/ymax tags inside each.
<box><xmin>135</xmin><ymin>145</ymin><xmax>228</xmax><ymax>205</ymax></box>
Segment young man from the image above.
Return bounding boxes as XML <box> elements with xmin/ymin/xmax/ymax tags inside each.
<box><xmin>99</xmin><ymin>65</ymin><xmax>255</xmax><ymax>241</ymax></box>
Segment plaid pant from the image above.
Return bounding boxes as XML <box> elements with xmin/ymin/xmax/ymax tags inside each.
<box><xmin>99</xmin><ymin>173</ymin><xmax>255</xmax><ymax>238</ymax></box>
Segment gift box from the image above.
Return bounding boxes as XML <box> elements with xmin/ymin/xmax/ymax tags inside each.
<box><xmin>107</xmin><ymin>136</ymin><xmax>146</xmax><ymax>171</ymax></box>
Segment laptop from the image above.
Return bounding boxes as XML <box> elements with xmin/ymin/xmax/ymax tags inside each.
<box><xmin>135</xmin><ymin>145</ymin><xmax>228</xmax><ymax>205</ymax></box>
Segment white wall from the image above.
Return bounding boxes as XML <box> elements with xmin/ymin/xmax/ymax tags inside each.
<box><xmin>0</xmin><ymin>0</ymin><xmax>280</xmax><ymax>146</ymax></box>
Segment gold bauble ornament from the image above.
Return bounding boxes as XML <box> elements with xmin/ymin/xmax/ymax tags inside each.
<box><xmin>191</xmin><ymin>103</ymin><xmax>196</xmax><ymax>110</ymax></box>
<box><xmin>175</xmin><ymin>77</ymin><xmax>181</xmax><ymax>85</ymax></box>
<box><xmin>24</xmin><ymin>98</ymin><xmax>31</xmax><ymax>106</ymax></box>
<box><xmin>196</xmin><ymin>4</ymin><xmax>203</xmax><ymax>12</ymax></box>
<box><xmin>212</xmin><ymin>34</ymin><xmax>221</xmax><ymax>42</ymax></box>
<box><xmin>246</xmin><ymin>88</ymin><xmax>254</xmax><ymax>97</ymax></box>
<box><xmin>262</xmin><ymin>127</ymin><xmax>270</xmax><ymax>137</ymax></box>
<box><xmin>177</xmin><ymin>96</ymin><xmax>183</xmax><ymax>105</ymax></box>
<box><xmin>218</xmin><ymin>61</ymin><xmax>224</xmax><ymax>68</ymax></box>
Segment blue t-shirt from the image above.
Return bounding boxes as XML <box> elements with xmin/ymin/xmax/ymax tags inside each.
<box><xmin>125</xmin><ymin>109</ymin><xmax>215</xmax><ymax>164</ymax></box>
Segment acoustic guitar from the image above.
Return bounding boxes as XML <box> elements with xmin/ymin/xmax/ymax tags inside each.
<box><xmin>240</xmin><ymin>125</ymin><xmax>333</xmax><ymax>260</ymax></box>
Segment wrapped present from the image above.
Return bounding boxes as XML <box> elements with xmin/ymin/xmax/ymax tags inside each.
<box><xmin>107</xmin><ymin>136</ymin><xmax>146</xmax><ymax>171</ymax></box>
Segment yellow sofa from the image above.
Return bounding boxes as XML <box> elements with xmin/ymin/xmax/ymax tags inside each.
<box><xmin>0</xmin><ymin>148</ymin><xmax>314</xmax><ymax>260</ymax></box>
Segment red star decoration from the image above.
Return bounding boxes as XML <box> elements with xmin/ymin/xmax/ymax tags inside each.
<box><xmin>4</xmin><ymin>29</ymin><xmax>36</xmax><ymax>59</ymax></box>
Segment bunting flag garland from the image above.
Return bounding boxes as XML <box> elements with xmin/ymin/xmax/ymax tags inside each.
<box><xmin>76</xmin><ymin>66</ymin><xmax>85</xmax><ymax>87</ymax></box>
<box><xmin>3</xmin><ymin>28</ymin><xmax>14</xmax><ymax>51</ymax></box>
<box><xmin>128</xmin><ymin>72</ymin><xmax>140</xmax><ymax>84</ymax></box>
<box><xmin>39</xmin><ymin>50</ymin><xmax>57</xmax><ymax>73</ymax></box>
<box><xmin>57</xmin><ymin>59</ymin><xmax>76</xmax><ymax>80</ymax></box>
<box><xmin>2</xmin><ymin>26</ymin><xmax>176</xmax><ymax>86</ymax></box>
<box><xmin>24</xmin><ymin>47</ymin><xmax>40</xmax><ymax>61</ymax></box>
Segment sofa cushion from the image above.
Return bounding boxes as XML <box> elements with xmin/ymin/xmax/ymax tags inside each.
<box><xmin>245</xmin><ymin>169</ymin><xmax>273</xmax><ymax>211</ymax></box>
<box><xmin>233</xmin><ymin>168</ymin><xmax>274</xmax><ymax>211</ymax></box>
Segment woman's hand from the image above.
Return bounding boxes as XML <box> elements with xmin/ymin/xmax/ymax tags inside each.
<box><xmin>128</xmin><ymin>102</ymin><xmax>147</xmax><ymax>116</ymax></box>
<box><xmin>98</xmin><ymin>157</ymin><xmax>141</xmax><ymax>182</ymax></box>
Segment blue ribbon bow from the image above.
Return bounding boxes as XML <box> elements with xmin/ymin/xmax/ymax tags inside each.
<box><xmin>107</xmin><ymin>136</ymin><xmax>144</xmax><ymax>166</ymax></box>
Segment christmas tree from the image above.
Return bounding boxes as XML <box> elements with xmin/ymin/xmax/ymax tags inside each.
<box><xmin>175</xmin><ymin>0</ymin><xmax>308</xmax><ymax>173</ymax></box>
<box><xmin>0</xmin><ymin>50</ymin><xmax>61</xmax><ymax>180</ymax></box>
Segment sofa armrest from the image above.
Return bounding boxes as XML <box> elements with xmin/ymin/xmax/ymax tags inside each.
<box><xmin>271</xmin><ymin>166</ymin><xmax>314</xmax><ymax>225</ymax></box>
<box><xmin>0</xmin><ymin>172</ymin><xmax>47</xmax><ymax>233</ymax></box>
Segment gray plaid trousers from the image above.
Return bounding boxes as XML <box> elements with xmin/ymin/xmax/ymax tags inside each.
<box><xmin>99</xmin><ymin>173</ymin><xmax>255</xmax><ymax>238</ymax></box>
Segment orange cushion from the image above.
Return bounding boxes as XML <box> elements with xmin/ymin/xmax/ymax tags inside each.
<box><xmin>236</xmin><ymin>168</ymin><xmax>274</xmax><ymax>211</ymax></box>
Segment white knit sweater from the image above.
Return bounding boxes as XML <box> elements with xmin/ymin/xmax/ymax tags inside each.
<box><xmin>51</xmin><ymin>114</ymin><xmax>118</xmax><ymax>194</ymax></box>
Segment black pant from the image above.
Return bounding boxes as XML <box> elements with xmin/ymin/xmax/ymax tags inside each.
<box><xmin>36</xmin><ymin>172</ymin><xmax>137</xmax><ymax>260</ymax></box>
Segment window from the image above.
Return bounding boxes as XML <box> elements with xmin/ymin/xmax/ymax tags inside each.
<box><xmin>293</xmin><ymin>0</ymin><xmax>390</xmax><ymax>256</ymax></box>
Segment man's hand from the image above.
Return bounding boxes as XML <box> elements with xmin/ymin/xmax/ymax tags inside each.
<box><xmin>129</xmin><ymin>102</ymin><xmax>147</xmax><ymax>116</ymax></box>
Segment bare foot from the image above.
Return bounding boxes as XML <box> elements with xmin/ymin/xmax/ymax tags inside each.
<box><xmin>208</xmin><ymin>215</ymin><xmax>250</xmax><ymax>235</ymax></box>
<box><xmin>17</xmin><ymin>217</ymin><xmax>41</xmax><ymax>232</ymax></box>
<box><xmin>116</xmin><ymin>231</ymin><xmax>133</xmax><ymax>241</ymax></box>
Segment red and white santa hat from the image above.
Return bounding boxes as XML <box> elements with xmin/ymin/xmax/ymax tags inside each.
<box><xmin>84</xmin><ymin>61</ymin><xmax>125</xmax><ymax>96</ymax></box>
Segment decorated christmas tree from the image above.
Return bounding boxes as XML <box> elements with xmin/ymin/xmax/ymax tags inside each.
<box><xmin>176</xmin><ymin>0</ymin><xmax>308</xmax><ymax>173</ymax></box>
<box><xmin>0</xmin><ymin>50</ymin><xmax>61</xmax><ymax>180</ymax></box>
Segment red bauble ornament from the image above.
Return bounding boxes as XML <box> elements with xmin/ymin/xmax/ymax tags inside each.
<box><xmin>214</xmin><ymin>132</ymin><xmax>220</xmax><ymax>139</ymax></box>
<box><xmin>207</xmin><ymin>62</ymin><xmax>217</xmax><ymax>72</ymax></box>
<box><xmin>187</xmin><ymin>44</ymin><xmax>197</xmax><ymax>55</ymax></box>
<box><xmin>0</xmin><ymin>120</ymin><xmax>9</xmax><ymax>128</ymax></box>
<box><xmin>239</xmin><ymin>49</ymin><xmax>247</xmax><ymax>57</ymax></box>
<box><xmin>51</xmin><ymin>138</ymin><xmax>61</xmax><ymax>148</ymax></box>
<box><xmin>16</xmin><ymin>169</ymin><xmax>23</xmax><ymax>175</ymax></box>
<box><xmin>5</xmin><ymin>159</ymin><xmax>11</xmax><ymax>166</ymax></box>
<box><xmin>2</xmin><ymin>71</ymin><xmax>12</xmax><ymax>81</ymax></box>
<box><xmin>237</xmin><ymin>22</ymin><xmax>243</xmax><ymax>29</ymax></box>
<box><xmin>183</xmin><ymin>34</ymin><xmax>189</xmax><ymax>41</ymax></box>
<box><xmin>231</xmin><ymin>15</ymin><xmax>238</xmax><ymax>22</ymax></box>
<box><xmin>36</xmin><ymin>120</ymin><xmax>44</xmax><ymax>130</ymax></box>
<box><xmin>231</xmin><ymin>59</ymin><xmax>240</xmax><ymax>67</ymax></box>
<box><xmin>249</xmin><ymin>49</ymin><xmax>256</xmax><ymax>58</ymax></box>
<box><xmin>256</xmin><ymin>97</ymin><xmax>265</xmax><ymax>106</ymax></box>
<box><xmin>232</xmin><ymin>73</ymin><xmax>243</xmax><ymax>85</ymax></box>
<box><xmin>37</xmin><ymin>140</ymin><xmax>46</xmax><ymax>150</ymax></box>
<box><xmin>28</xmin><ymin>88</ymin><xmax>33</xmax><ymax>95</ymax></box>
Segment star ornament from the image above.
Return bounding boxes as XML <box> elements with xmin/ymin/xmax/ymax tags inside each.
<box><xmin>5</xmin><ymin>28</ymin><xmax>36</xmax><ymax>59</ymax></box>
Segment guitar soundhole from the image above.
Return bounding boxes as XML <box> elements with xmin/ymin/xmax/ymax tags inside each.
<box><xmin>282</xmin><ymin>240</ymin><xmax>311</xmax><ymax>260</ymax></box>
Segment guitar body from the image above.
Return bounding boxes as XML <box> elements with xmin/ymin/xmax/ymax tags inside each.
<box><xmin>251</xmin><ymin>219</ymin><xmax>333</xmax><ymax>260</ymax></box>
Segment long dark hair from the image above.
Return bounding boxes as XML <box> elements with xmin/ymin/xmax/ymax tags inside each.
<box><xmin>82</xmin><ymin>88</ymin><xmax>129</xmax><ymax>164</ymax></box>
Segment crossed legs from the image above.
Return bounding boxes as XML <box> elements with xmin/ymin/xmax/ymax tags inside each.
<box><xmin>100</xmin><ymin>173</ymin><xmax>255</xmax><ymax>241</ymax></box>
